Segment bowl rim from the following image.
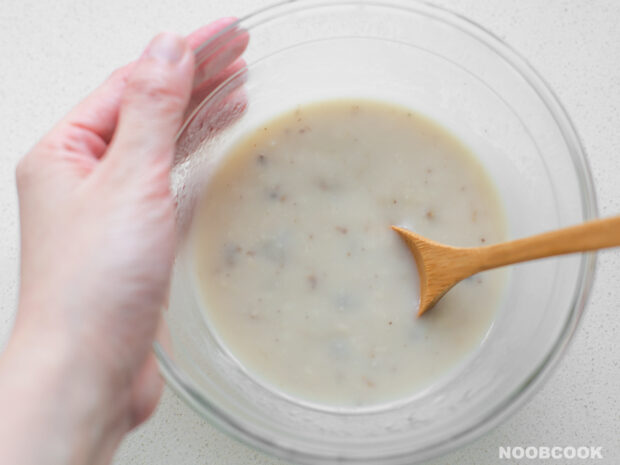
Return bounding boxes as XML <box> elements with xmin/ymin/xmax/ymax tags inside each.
<box><xmin>155</xmin><ymin>1</ymin><xmax>598</xmax><ymax>463</ymax></box>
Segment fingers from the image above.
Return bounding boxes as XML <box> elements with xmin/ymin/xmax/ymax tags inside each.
<box><xmin>185</xmin><ymin>17</ymin><xmax>239</xmax><ymax>49</ymax></box>
<box><xmin>102</xmin><ymin>19</ymin><xmax>246</xmax><ymax>165</ymax></box>
<box><xmin>186</xmin><ymin>57</ymin><xmax>247</xmax><ymax>116</ymax></box>
<box><xmin>193</xmin><ymin>24</ymin><xmax>249</xmax><ymax>92</ymax></box>
<box><xmin>185</xmin><ymin>18</ymin><xmax>249</xmax><ymax>117</ymax></box>
<box><xmin>105</xmin><ymin>33</ymin><xmax>195</xmax><ymax>172</ymax></box>
<box><xmin>35</xmin><ymin>19</ymin><xmax>242</xmax><ymax>165</ymax></box>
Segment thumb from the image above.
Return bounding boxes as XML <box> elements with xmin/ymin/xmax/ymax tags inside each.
<box><xmin>106</xmin><ymin>32</ymin><xmax>194</xmax><ymax>172</ymax></box>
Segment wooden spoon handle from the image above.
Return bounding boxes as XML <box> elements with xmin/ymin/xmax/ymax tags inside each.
<box><xmin>475</xmin><ymin>216</ymin><xmax>620</xmax><ymax>272</ymax></box>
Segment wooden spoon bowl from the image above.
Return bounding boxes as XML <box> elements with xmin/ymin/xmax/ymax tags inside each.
<box><xmin>392</xmin><ymin>216</ymin><xmax>620</xmax><ymax>316</ymax></box>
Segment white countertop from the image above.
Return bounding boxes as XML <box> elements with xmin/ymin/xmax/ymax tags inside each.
<box><xmin>1</xmin><ymin>0</ymin><xmax>618</xmax><ymax>463</ymax></box>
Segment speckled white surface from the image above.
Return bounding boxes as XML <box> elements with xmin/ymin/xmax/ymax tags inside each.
<box><xmin>0</xmin><ymin>0</ymin><xmax>618</xmax><ymax>464</ymax></box>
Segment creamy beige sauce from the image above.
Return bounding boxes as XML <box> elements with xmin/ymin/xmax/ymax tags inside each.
<box><xmin>192</xmin><ymin>100</ymin><xmax>507</xmax><ymax>407</ymax></box>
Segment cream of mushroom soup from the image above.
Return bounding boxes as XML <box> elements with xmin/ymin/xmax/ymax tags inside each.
<box><xmin>192</xmin><ymin>99</ymin><xmax>507</xmax><ymax>407</ymax></box>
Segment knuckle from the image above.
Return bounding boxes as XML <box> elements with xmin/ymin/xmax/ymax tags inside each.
<box><xmin>15</xmin><ymin>154</ymin><xmax>36</xmax><ymax>187</ymax></box>
<box><xmin>15</xmin><ymin>136</ymin><xmax>59</xmax><ymax>188</ymax></box>
<box><xmin>108</xmin><ymin>65</ymin><xmax>131</xmax><ymax>84</ymax></box>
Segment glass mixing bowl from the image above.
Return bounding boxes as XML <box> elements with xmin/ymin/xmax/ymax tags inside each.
<box><xmin>155</xmin><ymin>1</ymin><xmax>597</xmax><ymax>463</ymax></box>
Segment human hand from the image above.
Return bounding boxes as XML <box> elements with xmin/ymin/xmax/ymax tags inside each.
<box><xmin>0</xmin><ymin>19</ymin><xmax>246</xmax><ymax>465</ymax></box>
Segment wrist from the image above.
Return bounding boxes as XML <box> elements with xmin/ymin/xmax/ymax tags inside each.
<box><xmin>0</xmin><ymin>324</ymin><xmax>131</xmax><ymax>465</ymax></box>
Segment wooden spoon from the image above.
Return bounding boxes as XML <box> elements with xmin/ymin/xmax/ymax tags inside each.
<box><xmin>392</xmin><ymin>216</ymin><xmax>620</xmax><ymax>316</ymax></box>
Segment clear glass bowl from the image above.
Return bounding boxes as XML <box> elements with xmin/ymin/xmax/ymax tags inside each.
<box><xmin>155</xmin><ymin>1</ymin><xmax>597</xmax><ymax>463</ymax></box>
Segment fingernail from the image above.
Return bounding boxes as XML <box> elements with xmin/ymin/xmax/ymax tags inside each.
<box><xmin>146</xmin><ymin>33</ymin><xmax>185</xmax><ymax>64</ymax></box>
